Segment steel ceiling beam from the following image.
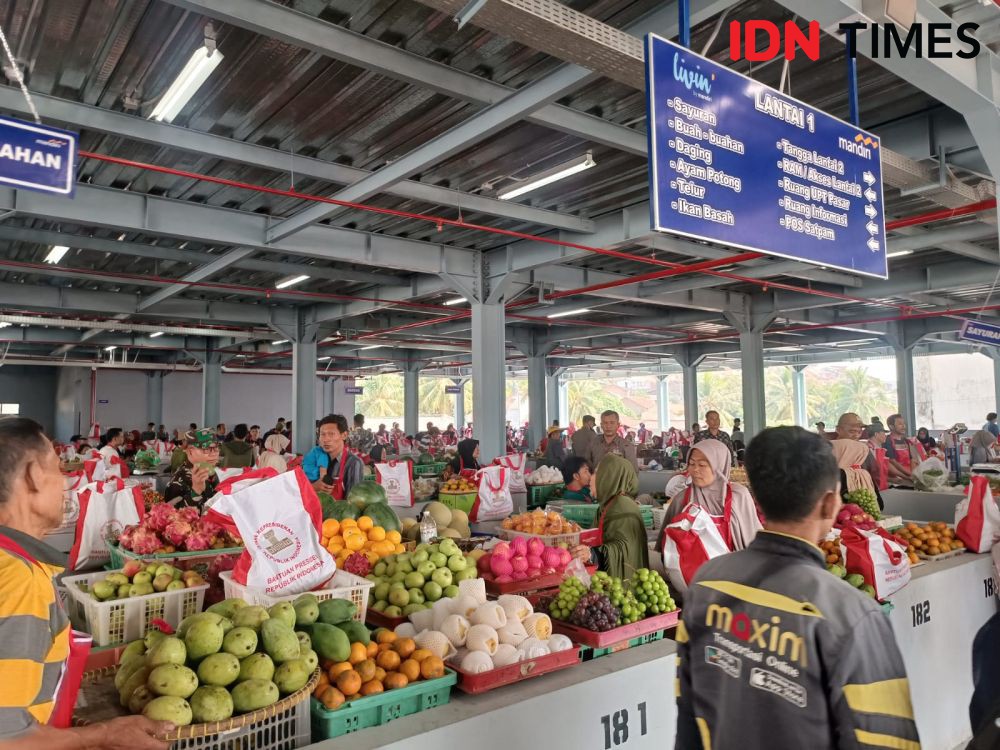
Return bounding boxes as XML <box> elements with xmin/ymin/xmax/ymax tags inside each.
<box><xmin>0</xmin><ymin>87</ymin><xmax>593</xmax><ymax>235</ymax></box>
<box><xmin>50</xmin><ymin>312</ymin><xmax>129</xmax><ymax>357</ymax></box>
<box><xmin>137</xmin><ymin>248</ymin><xmax>256</xmax><ymax>310</ymax></box>
<box><xmin>267</xmin><ymin>63</ymin><xmax>599</xmax><ymax>242</ymax></box>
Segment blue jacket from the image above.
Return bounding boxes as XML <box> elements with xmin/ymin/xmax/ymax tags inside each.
<box><xmin>301</xmin><ymin>446</ymin><xmax>364</xmax><ymax>494</ymax></box>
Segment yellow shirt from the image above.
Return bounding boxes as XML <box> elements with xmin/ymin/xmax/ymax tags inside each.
<box><xmin>0</xmin><ymin>527</ymin><xmax>70</xmax><ymax>737</ymax></box>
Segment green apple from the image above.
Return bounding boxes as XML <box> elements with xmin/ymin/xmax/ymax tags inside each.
<box><xmin>388</xmin><ymin>588</ymin><xmax>410</xmax><ymax>607</ymax></box>
<box><xmin>417</xmin><ymin>561</ymin><xmax>436</xmax><ymax>579</ymax></box>
<box><xmin>454</xmin><ymin>567</ymin><xmax>477</xmax><ymax>582</ymax></box>
<box><xmin>389</xmin><ymin>581</ymin><xmax>406</xmax><ymax>591</ymax></box>
<box><xmin>404</xmin><ymin>572</ymin><xmax>425</xmax><ymax>589</ymax></box>
<box><xmin>132</xmin><ymin>572</ymin><xmax>153</xmax><ymax>586</ymax></box>
<box><xmin>384</xmin><ymin>563</ymin><xmax>397</xmax><ymax>578</ymax></box>
<box><xmin>166</xmin><ymin>580</ymin><xmax>186</xmax><ymax>592</ymax></box>
<box><xmin>384</xmin><ymin>605</ymin><xmax>403</xmax><ymax>617</ymax></box>
<box><xmin>422</xmin><ymin>581</ymin><xmax>443</xmax><ymax>602</ymax></box>
<box><xmin>373</xmin><ymin>562</ymin><xmax>387</xmax><ymax>577</ymax></box>
<box><xmin>439</xmin><ymin>539</ymin><xmax>460</xmax><ymax>558</ymax></box>
<box><xmin>415</xmin><ymin>543</ymin><xmax>431</xmax><ymax>554</ymax></box>
<box><xmin>412</xmin><ymin>549</ymin><xmax>430</xmax><ymax>564</ymax></box>
<box><xmin>447</xmin><ymin>555</ymin><xmax>467</xmax><ymax>573</ymax></box>
<box><xmin>129</xmin><ymin>582</ymin><xmax>154</xmax><ymax>597</ymax></box>
<box><xmin>390</xmin><ymin>572</ymin><xmax>407</xmax><ymax>585</ymax></box>
<box><xmin>172</xmin><ymin>570</ymin><xmax>183</xmax><ymax>581</ymax></box>
<box><xmin>92</xmin><ymin>580</ymin><xmax>116</xmax><ymax>600</ymax></box>
<box><xmin>430</xmin><ymin>567</ymin><xmax>453</xmax><ymax>588</ymax></box>
<box><xmin>407</xmin><ymin>588</ymin><xmax>425</xmax><ymax>605</ymax></box>
<box><xmin>429</xmin><ymin>552</ymin><xmax>447</xmax><ymax>568</ymax></box>
<box><xmin>106</xmin><ymin>573</ymin><xmax>128</xmax><ymax>587</ymax></box>
<box><xmin>372</xmin><ymin>600</ymin><xmax>388</xmax><ymax>612</ymax></box>
<box><xmin>428</xmin><ymin>544</ymin><xmax>440</xmax><ymax>556</ymax></box>
<box><xmin>397</xmin><ymin>560</ymin><xmax>414</xmax><ymax>575</ymax></box>
<box><xmin>117</xmin><ymin>584</ymin><xmax>132</xmax><ymax>598</ymax></box>
<box><xmin>145</xmin><ymin>563</ymin><xmax>159</xmax><ymax>576</ymax></box>
<box><xmin>443</xmin><ymin>585</ymin><xmax>460</xmax><ymax>599</ymax></box>
<box><xmin>396</xmin><ymin>553</ymin><xmax>411</xmax><ymax>567</ymax></box>
<box><xmin>374</xmin><ymin>583</ymin><xmax>390</xmax><ymax>601</ymax></box>
<box><xmin>155</xmin><ymin>565</ymin><xmax>176</xmax><ymax>579</ymax></box>
<box><xmin>403</xmin><ymin>603</ymin><xmax>425</xmax><ymax>617</ymax></box>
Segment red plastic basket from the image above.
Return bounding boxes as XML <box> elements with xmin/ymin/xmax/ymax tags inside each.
<box><xmin>365</xmin><ymin>608</ymin><xmax>407</xmax><ymax>631</ymax></box>
<box><xmin>524</xmin><ymin>596</ymin><xmax>680</xmax><ymax>648</ymax></box>
<box><xmin>447</xmin><ymin>645</ymin><xmax>581</xmax><ymax>694</ymax></box>
<box><xmin>483</xmin><ymin>564</ymin><xmax>596</xmax><ymax>596</ymax></box>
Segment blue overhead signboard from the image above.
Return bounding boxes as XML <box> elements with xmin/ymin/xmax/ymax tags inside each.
<box><xmin>645</xmin><ymin>34</ymin><xmax>887</xmax><ymax>279</ymax></box>
<box><xmin>959</xmin><ymin>319</ymin><xmax>1000</xmax><ymax>347</ymax></box>
<box><xmin>0</xmin><ymin>117</ymin><xmax>77</xmax><ymax>197</ymax></box>
<box><xmin>444</xmin><ymin>385</ymin><xmax>462</xmax><ymax>395</ymax></box>
<box><xmin>344</xmin><ymin>385</ymin><xmax>364</xmax><ymax>395</ymax></box>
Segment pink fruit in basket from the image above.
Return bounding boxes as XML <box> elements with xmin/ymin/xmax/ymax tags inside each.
<box><xmin>147</xmin><ymin>503</ymin><xmax>177</xmax><ymax>532</ymax></box>
<box><xmin>476</xmin><ymin>553</ymin><xmax>493</xmax><ymax>575</ymax></box>
<box><xmin>119</xmin><ymin>525</ymin><xmax>137</xmax><ymax>550</ymax></box>
<box><xmin>495</xmin><ymin>575</ymin><xmax>514</xmax><ymax>583</ymax></box>
<box><xmin>510</xmin><ymin>536</ymin><xmax>528</xmax><ymax>557</ymax></box>
<box><xmin>527</xmin><ymin>537</ymin><xmax>545</xmax><ymax>557</ymax></box>
<box><xmin>491</xmin><ymin>541</ymin><xmax>512</xmax><ymax>560</ymax></box>
<box><xmin>511</xmin><ymin>569</ymin><xmax>529</xmax><ymax>581</ymax></box>
<box><xmin>526</xmin><ymin>554</ymin><xmax>543</xmax><ymax>570</ymax></box>
<box><xmin>122</xmin><ymin>559</ymin><xmax>144</xmax><ymax>579</ymax></box>
<box><xmin>490</xmin><ymin>555</ymin><xmax>514</xmax><ymax>577</ymax></box>
<box><xmin>130</xmin><ymin>527</ymin><xmax>164</xmax><ymax>555</ymax></box>
<box><xmin>526</xmin><ymin>568</ymin><xmax>542</xmax><ymax>578</ymax></box>
<box><xmin>541</xmin><ymin>548</ymin><xmax>562</xmax><ymax>569</ymax></box>
<box><xmin>163</xmin><ymin>518</ymin><xmax>193</xmax><ymax>547</ymax></box>
<box><xmin>178</xmin><ymin>507</ymin><xmax>200</xmax><ymax>524</ymax></box>
<box><xmin>511</xmin><ymin>555</ymin><xmax>528</xmax><ymax>573</ymax></box>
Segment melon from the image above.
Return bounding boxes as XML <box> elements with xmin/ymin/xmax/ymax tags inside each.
<box><xmin>423</xmin><ymin>502</ymin><xmax>452</xmax><ymax>529</ymax></box>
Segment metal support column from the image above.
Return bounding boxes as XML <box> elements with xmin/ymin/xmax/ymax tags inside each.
<box><xmin>322</xmin><ymin>377</ymin><xmax>336</xmax><ymax>416</ymax></box>
<box><xmin>724</xmin><ymin>310</ymin><xmax>776</xmax><ymax>441</ymax></box>
<box><xmin>992</xmin><ymin>353</ymin><xmax>1000</xmax><ymax>412</ymax></box>
<box><xmin>527</xmin><ymin>356</ymin><xmax>547</xmax><ymax>450</ymax></box>
<box><xmin>657</xmin><ymin>376</ymin><xmax>669</xmax><ymax>432</ymax></box>
<box><xmin>895</xmin><ymin>346</ymin><xmax>917</xmax><ymax>432</ymax></box>
<box><xmin>792</xmin><ymin>365</ymin><xmax>808</xmax><ymax>427</ymax></box>
<box><xmin>471</xmin><ymin>302</ymin><xmax>506</xmax><ymax>463</ymax></box>
<box><xmin>453</xmin><ymin>379</ymin><xmax>466</xmax><ymax>430</ymax></box>
<box><xmin>403</xmin><ymin>360</ymin><xmax>421</xmax><ymax>436</ymax></box>
<box><xmin>559</xmin><ymin>380</ymin><xmax>569</xmax><ymax>427</ymax></box>
<box><xmin>145</xmin><ymin>372</ymin><xmax>164</xmax><ymax>428</ymax></box>
<box><xmin>545</xmin><ymin>369</ymin><xmax>560</xmax><ymax>429</ymax></box>
<box><xmin>271</xmin><ymin>310</ymin><xmax>320</xmax><ymax>455</ymax></box>
<box><xmin>676</xmin><ymin>346</ymin><xmax>705</xmax><ymax>432</ymax></box>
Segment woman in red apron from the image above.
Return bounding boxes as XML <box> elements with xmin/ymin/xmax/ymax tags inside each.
<box><xmin>448</xmin><ymin>438</ymin><xmax>481</xmax><ymax>482</ymax></box>
<box><xmin>323</xmin><ymin>446</ymin><xmax>351</xmax><ymax>500</ymax></box>
<box><xmin>830</xmin><ymin>439</ymin><xmax>883</xmax><ymax>510</ymax></box>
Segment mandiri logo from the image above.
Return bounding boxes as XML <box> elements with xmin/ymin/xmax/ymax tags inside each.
<box><xmin>729</xmin><ymin>20</ymin><xmax>981</xmax><ymax>62</ymax></box>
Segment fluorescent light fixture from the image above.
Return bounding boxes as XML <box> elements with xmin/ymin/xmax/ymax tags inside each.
<box><xmin>318</xmin><ymin>356</ymin><xmax>331</xmax><ymax>361</ymax></box>
<box><xmin>149</xmin><ymin>332</ymin><xmax>164</xmax><ymax>338</ymax></box>
<box><xmin>886</xmin><ymin>250</ymin><xmax>913</xmax><ymax>258</ymax></box>
<box><xmin>0</xmin><ymin>322</ymin><xmax>10</xmax><ymax>329</ymax></box>
<box><xmin>275</xmin><ymin>274</ymin><xmax>310</xmax><ymax>290</ymax></box>
<box><xmin>499</xmin><ymin>152</ymin><xmax>596</xmax><ymax>200</ymax></box>
<box><xmin>547</xmin><ymin>308</ymin><xmax>590</xmax><ymax>319</ymax></box>
<box><xmin>104</xmin><ymin>345</ymin><xmax>117</xmax><ymax>352</ymax></box>
<box><xmin>272</xmin><ymin>339</ymin><xmax>289</xmax><ymax>346</ymax></box>
<box><xmin>359</xmin><ymin>345</ymin><xmax>383</xmax><ymax>351</ymax></box>
<box><xmin>44</xmin><ymin>245</ymin><xmax>69</xmax><ymax>264</ymax></box>
<box><xmin>443</xmin><ymin>297</ymin><xmax>467</xmax><ymax>306</ymax></box>
<box><xmin>149</xmin><ymin>45</ymin><xmax>224</xmax><ymax>123</ymax></box>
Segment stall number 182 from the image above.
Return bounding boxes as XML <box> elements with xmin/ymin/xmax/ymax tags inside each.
<box><xmin>600</xmin><ymin>702</ymin><xmax>647</xmax><ymax>748</ymax></box>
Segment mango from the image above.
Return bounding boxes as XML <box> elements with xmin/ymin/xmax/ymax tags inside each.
<box><xmin>143</xmin><ymin>629</ymin><xmax>167</xmax><ymax>650</ymax></box>
<box><xmin>147</xmin><ymin>664</ymin><xmax>198</xmax><ymax>698</ymax></box>
<box><xmin>222</xmin><ymin>627</ymin><xmax>258</xmax><ymax>658</ymax></box>
<box><xmin>293</xmin><ymin>597</ymin><xmax>319</xmax><ymax>627</ymax></box>
<box><xmin>232</xmin><ymin>605</ymin><xmax>270</xmax><ymax>632</ymax></box>
<box><xmin>317</xmin><ymin>598</ymin><xmax>355</xmax><ymax>626</ymax></box>
<box><xmin>261</xmin><ymin>620</ymin><xmax>300</xmax><ymax>663</ymax></box>
<box><xmin>231</xmin><ymin>679</ymin><xmax>279</xmax><ymax>713</ymax></box>
<box><xmin>177</xmin><ymin>612</ymin><xmax>231</xmax><ymax>639</ymax></box>
<box><xmin>143</xmin><ymin>695</ymin><xmax>193</xmax><ymax>726</ymax></box>
<box><xmin>147</xmin><ymin>636</ymin><xmax>187</xmax><ymax>668</ymax></box>
<box><xmin>238</xmin><ymin>653</ymin><xmax>275</xmax><ymax>683</ymax></box>
<box><xmin>190</xmin><ymin>686</ymin><xmax>234</xmax><ymax>723</ymax></box>
<box><xmin>197</xmin><ymin>653</ymin><xmax>240</xmax><ymax>687</ymax></box>
<box><xmin>274</xmin><ymin>658</ymin><xmax>312</xmax><ymax>695</ymax></box>
<box><xmin>334</xmin><ymin>620</ymin><xmax>370</xmax><ymax>646</ymax></box>
<box><xmin>114</xmin><ymin>656</ymin><xmax>148</xmax><ymax>693</ymax></box>
<box><xmin>301</xmin><ymin>649</ymin><xmax>318</xmax><ymax>673</ymax></box>
<box><xmin>127</xmin><ymin>685</ymin><xmax>155</xmax><ymax>715</ymax></box>
<box><xmin>296</xmin><ymin>631</ymin><xmax>311</xmax><ymax>652</ymax></box>
<box><xmin>267</xmin><ymin>602</ymin><xmax>296</xmax><ymax>630</ymax></box>
<box><xmin>306</xmin><ymin>623</ymin><xmax>350</xmax><ymax>663</ymax></box>
<box><xmin>120</xmin><ymin>640</ymin><xmax>146</xmax><ymax>665</ymax></box>
<box><xmin>206</xmin><ymin>598</ymin><xmax>248</xmax><ymax>621</ymax></box>
<box><xmin>185</xmin><ymin>620</ymin><xmax>224</xmax><ymax>661</ymax></box>
<box><xmin>119</xmin><ymin>665</ymin><xmax>151</xmax><ymax>707</ymax></box>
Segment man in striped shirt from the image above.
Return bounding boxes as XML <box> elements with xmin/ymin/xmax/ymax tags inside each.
<box><xmin>0</xmin><ymin>418</ymin><xmax>170</xmax><ymax>749</ymax></box>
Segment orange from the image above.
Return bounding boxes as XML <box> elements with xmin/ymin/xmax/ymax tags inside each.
<box><xmin>356</xmin><ymin>658</ymin><xmax>377</xmax><ymax>683</ymax></box>
<box><xmin>393</xmin><ymin>638</ymin><xmax>416</xmax><ymax>659</ymax></box>
<box><xmin>328</xmin><ymin>542</ymin><xmax>344</xmax><ymax>555</ymax></box>
<box><xmin>386</xmin><ymin>530</ymin><xmax>402</xmax><ymax>545</ymax></box>
<box><xmin>340</xmin><ymin>517</ymin><xmax>357</xmax><ymax>527</ymax></box>
<box><xmin>313</xmin><ymin>671</ymin><xmax>330</xmax><ymax>698</ymax></box>
<box><xmin>376</xmin><ymin>629</ymin><xmax>397</xmax><ymax>645</ymax></box>
<box><xmin>330</xmin><ymin>534</ymin><xmax>345</xmax><ymax>547</ymax></box>
<box><xmin>360</xmin><ymin>679</ymin><xmax>383</xmax><ymax>696</ymax></box>
<box><xmin>328</xmin><ymin>661</ymin><xmax>353</xmax><ymax>680</ymax></box>
<box><xmin>384</xmin><ymin>672</ymin><xmax>408</xmax><ymax>690</ymax></box>
<box><xmin>335</xmin><ymin>670</ymin><xmax>362</xmax><ymax>696</ymax></box>
<box><xmin>374</xmin><ymin>667</ymin><xmax>387</xmax><ymax>682</ymax></box>
<box><xmin>394</xmin><ymin>543</ymin><xmax>406</xmax><ymax>555</ymax></box>
<box><xmin>378</xmin><ymin>641</ymin><xmax>395</xmax><ymax>654</ymax></box>
<box><xmin>364</xmin><ymin>551</ymin><xmax>379</xmax><ymax>566</ymax></box>
<box><xmin>367</xmin><ymin>526</ymin><xmax>386</xmax><ymax>542</ymax></box>
<box><xmin>410</xmin><ymin>648</ymin><xmax>433</xmax><ymax>663</ymax></box>
<box><xmin>322</xmin><ymin>519</ymin><xmax>340</xmax><ymax>538</ymax></box>
<box><xmin>319</xmin><ymin>686</ymin><xmax>345</xmax><ymax>710</ymax></box>
<box><xmin>420</xmin><ymin>655</ymin><xmax>445</xmax><ymax>680</ymax></box>
<box><xmin>348</xmin><ymin>642</ymin><xmax>368</xmax><ymax>665</ymax></box>
<box><xmin>366</xmin><ymin>642</ymin><xmax>379</xmax><ymax>659</ymax></box>
<box><xmin>357</xmin><ymin>516</ymin><xmax>374</xmax><ymax>532</ymax></box>
<box><xmin>399</xmin><ymin>659</ymin><xmax>420</xmax><ymax>683</ymax></box>
<box><xmin>344</xmin><ymin>534</ymin><xmax>366</xmax><ymax>552</ymax></box>
<box><xmin>376</xmin><ymin>650</ymin><xmax>401</xmax><ymax>671</ymax></box>
<box><xmin>321</xmin><ymin>536</ymin><xmax>330</xmax><ymax>547</ymax></box>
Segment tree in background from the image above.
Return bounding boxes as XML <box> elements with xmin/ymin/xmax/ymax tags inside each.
<box><xmin>355</xmin><ymin>374</ymin><xmax>403</xmax><ymax>418</ymax></box>
<box><xmin>419</xmin><ymin>378</ymin><xmax>453</xmax><ymax>418</ymax></box>
<box><xmin>565</xmin><ymin>380</ymin><xmax>631</xmax><ymax>424</ymax></box>
<box><xmin>824</xmin><ymin>366</ymin><xmax>897</xmax><ymax>422</ymax></box>
<box><xmin>697</xmin><ymin>371</ymin><xmax>742</xmax><ymax>425</ymax></box>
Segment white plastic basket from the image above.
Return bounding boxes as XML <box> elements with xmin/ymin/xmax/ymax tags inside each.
<box><xmin>171</xmin><ymin>693</ymin><xmax>310</xmax><ymax>750</ymax></box>
<box><xmin>499</xmin><ymin>528</ymin><xmax>581</xmax><ymax>547</ymax></box>
<box><xmin>219</xmin><ymin>570</ymin><xmax>372</xmax><ymax>623</ymax></box>
<box><xmin>61</xmin><ymin>569</ymin><xmax>208</xmax><ymax>647</ymax></box>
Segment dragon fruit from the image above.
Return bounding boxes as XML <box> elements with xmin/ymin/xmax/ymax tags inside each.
<box><xmin>177</xmin><ymin>507</ymin><xmax>200</xmax><ymax>524</ymax></box>
<box><xmin>163</xmin><ymin>517</ymin><xmax>194</xmax><ymax>547</ymax></box>
<box><xmin>147</xmin><ymin>503</ymin><xmax>177</xmax><ymax>532</ymax></box>
<box><xmin>183</xmin><ymin>519</ymin><xmax>218</xmax><ymax>551</ymax></box>
<box><xmin>343</xmin><ymin>552</ymin><xmax>371</xmax><ymax>577</ymax></box>
<box><xmin>128</xmin><ymin>526</ymin><xmax>163</xmax><ymax>555</ymax></box>
<box><xmin>118</xmin><ymin>525</ymin><xmax>137</xmax><ymax>550</ymax></box>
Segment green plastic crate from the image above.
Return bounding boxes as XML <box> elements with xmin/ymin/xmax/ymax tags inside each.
<box><xmin>363</xmin><ymin>474</ymin><xmax>377</xmax><ymax>482</ymax></box>
<box><xmin>311</xmin><ymin>670</ymin><xmax>457</xmax><ymax>739</ymax></box>
<box><xmin>527</xmin><ymin>483</ymin><xmax>565</xmax><ymax>508</ymax></box>
<box><xmin>413</xmin><ymin>462</ymin><xmax>447</xmax><ymax>477</ymax></box>
<box><xmin>559</xmin><ymin>504</ymin><xmax>654</xmax><ymax>529</ymax></box>
<box><xmin>579</xmin><ymin>629</ymin><xmax>665</xmax><ymax>661</ymax></box>
<box><xmin>106</xmin><ymin>541</ymin><xmax>243</xmax><ymax>570</ymax></box>
<box><xmin>439</xmin><ymin>491</ymin><xmax>477</xmax><ymax>514</ymax></box>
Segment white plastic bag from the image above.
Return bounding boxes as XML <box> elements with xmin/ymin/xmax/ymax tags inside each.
<box><xmin>375</xmin><ymin>459</ymin><xmax>414</xmax><ymax>507</ymax></box>
<box><xmin>470</xmin><ymin>465</ymin><xmax>513</xmax><ymax>523</ymax></box>
<box><xmin>955</xmin><ymin>475</ymin><xmax>1000</xmax><ymax>553</ymax></box>
<box><xmin>494</xmin><ymin>454</ymin><xmax>528</xmax><ymax>493</ymax></box>
<box><xmin>660</xmin><ymin>504</ymin><xmax>731</xmax><ymax>594</ymax></box>
<box><xmin>839</xmin><ymin>527</ymin><xmax>911</xmax><ymax>599</ymax></box>
<box><xmin>69</xmin><ymin>478</ymin><xmax>144</xmax><ymax>571</ymax></box>
<box><xmin>204</xmin><ymin>468</ymin><xmax>337</xmax><ymax>596</ymax></box>
<box><xmin>912</xmin><ymin>456</ymin><xmax>948</xmax><ymax>492</ymax></box>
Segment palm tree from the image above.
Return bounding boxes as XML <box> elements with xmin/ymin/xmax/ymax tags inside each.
<box><xmin>828</xmin><ymin>367</ymin><xmax>896</xmax><ymax>421</ymax></box>
<box><xmin>565</xmin><ymin>380</ymin><xmax>627</xmax><ymax>424</ymax></box>
<box><xmin>419</xmin><ymin>378</ymin><xmax>453</xmax><ymax>418</ymax></box>
<box><xmin>765</xmin><ymin>367</ymin><xmax>795</xmax><ymax>425</ymax></box>
<box><xmin>698</xmin><ymin>371</ymin><xmax>742</xmax><ymax>424</ymax></box>
<box><xmin>356</xmin><ymin>374</ymin><xmax>404</xmax><ymax>418</ymax></box>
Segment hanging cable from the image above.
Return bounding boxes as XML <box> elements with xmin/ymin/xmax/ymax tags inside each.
<box><xmin>0</xmin><ymin>22</ymin><xmax>41</xmax><ymax>124</ymax></box>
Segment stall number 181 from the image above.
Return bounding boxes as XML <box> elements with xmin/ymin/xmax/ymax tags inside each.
<box><xmin>600</xmin><ymin>702</ymin><xmax>647</xmax><ymax>748</ymax></box>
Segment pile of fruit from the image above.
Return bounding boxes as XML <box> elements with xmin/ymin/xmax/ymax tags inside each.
<box><xmin>501</xmin><ymin>509</ymin><xmax>581</xmax><ymax>536</ymax></box>
<box><xmin>896</xmin><ymin>522</ymin><xmax>965</xmax><ymax>558</ymax></box>
<box><xmin>390</xmin><ymin>581</ymin><xmax>574</xmax><ymax>674</ymax></box>
<box><xmin>834</xmin><ymin>502</ymin><xmax>879</xmax><ymax>532</ymax></box>
<box><xmin>85</xmin><ymin>560</ymin><xmax>207</xmax><ymax>601</ymax></box>
<box><xmin>113</xmin><ymin>596</ymin><xmax>322</xmax><ymax>726</ymax></box>
<box><xmin>399</xmin><ymin>502</ymin><xmax>471</xmax><ymax>542</ymax></box>
<box><xmin>133</xmin><ymin>450</ymin><xmax>161</xmax><ymax>472</ymax></box>
<box><xmin>413</xmin><ymin>477</ymin><xmax>438</xmax><ymax>502</ymax></box>
<box><xmin>542</xmin><ymin>568</ymin><xmax>676</xmax><ymax>630</ymax></box>
<box><xmin>140</xmin><ymin>486</ymin><xmax>163</xmax><ymax>510</ymax></box>
<box><xmin>524</xmin><ymin>466</ymin><xmax>563</xmax><ymax>486</ymax></box>
<box><xmin>475</xmin><ymin>537</ymin><xmax>572</xmax><ymax>584</ymax></box>
<box><xmin>119</xmin><ymin>504</ymin><xmax>241</xmax><ymax>555</ymax></box>
<box><xmin>440</xmin><ymin>476</ymin><xmax>477</xmax><ymax>494</ymax></box>
<box><xmin>320</xmin><ymin>516</ymin><xmax>404</xmax><ymax>572</ymax></box>
<box><xmin>368</xmin><ymin>539</ymin><xmax>480</xmax><ymax>618</ymax></box>
<box><xmin>819</xmin><ymin>537</ymin><xmax>842</xmax><ymax>566</ymax></box>
<box><xmin>825</xmin><ymin>565</ymin><xmax>877</xmax><ymax>598</ymax></box>
<box><xmin>845</xmin><ymin>489</ymin><xmax>881</xmax><ymax>521</ymax></box>
<box><xmin>319</xmin><ymin>483</ymin><xmax>401</xmax><ymax>532</ymax></box>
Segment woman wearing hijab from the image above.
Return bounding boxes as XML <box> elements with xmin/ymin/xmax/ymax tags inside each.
<box><xmin>916</xmin><ymin>427</ymin><xmax>937</xmax><ymax>453</ymax></box>
<box><xmin>257</xmin><ymin>433</ymin><xmax>290</xmax><ymax>473</ymax></box>
<box><xmin>449</xmin><ymin>438</ymin><xmax>481</xmax><ymax>476</ymax></box>
<box><xmin>658</xmin><ymin>439</ymin><xmax>762</xmax><ymax>553</ymax></box>
<box><xmin>570</xmin><ymin>454</ymin><xmax>649</xmax><ymax>578</ymax></box>
<box><xmin>830</xmin><ymin>438</ymin><xmax>883</xmax><ymax>510</ymax></box>
<box><xmin>970</xmin><ymin>429</ymin><xmax>999</xmax><ymax>466</ymax></box>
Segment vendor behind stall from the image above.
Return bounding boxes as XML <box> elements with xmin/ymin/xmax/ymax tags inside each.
<box><xmin>560</xmin><ymin>456</ymin><xmax>592</xmax><ymax>501</ymax></box>
<box><xmin>830</xmin><ymin>438</ymin><xmax>883</xmax><ymax>510</ymax></box>
<box><xmin>447</xmin><ymin>438</ymin><xmax>481</xmax><ymax>477</ymax></box>
<box><xmin>219</xmin><ymin>423</ymin><xmax>254</xmax><ymax>469</ymax></box>
<box><xmin>970</xmin><ymin>429</ymin><xmax>999</xmax><ymax>466</ymax></box>
<box><xmin>257</xmin><ymin>433</ymin><xmax>290</xmax><ymax>473</ymax></box>
<box><xmin>0</xmin><ymin>418</ymin><xmax>171</xmax><ymax>749</ymax></box>
<box><xmin>303</xmin><ymin>414</ymin><xmax>364</xmax><ymax>500</ymax></box>
<box><xmin>163</xmin><ymin>428</ymin><xmax>220</xmax><ymax>512</ymax></box>
<box><xmin>570</xmin><ymin>454</ymin><xmax>648</xmax><ymax>578</ymax></box>
<box><xmin>884</xmin><ymin>413</ymin><xmax>927</xmax><ymax>486</ymax></box>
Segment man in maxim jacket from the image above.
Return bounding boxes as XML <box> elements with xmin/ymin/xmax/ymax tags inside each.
<box><xmin>676</xmin><ymin>426</ymin><xmax>920</xmax><ymax>750</ymax></box>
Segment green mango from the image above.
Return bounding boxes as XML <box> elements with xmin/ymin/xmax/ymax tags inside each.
<box><xmin>119</xmin><ymin>639</ymin><xmax>146</xmax><ymax>665</ymax></box>
<box><xmin>206</xmin><ymin>598</ymin><xmax>248</xmax><ymax>620</ymax></box>
<box><xmin>190</xmin><ymin>685</ymin><xmax>234</xmax><ymax>723</ymax></box>
<box><xmin>293</xmin><ymin>598</ymin><xmax>319</xmax><ymax>627</ymax></box>
<box><xmin>238</xmin><ymin>653</ymin><xmax>275</xmax><ymax>683</ymax></box>
<box><xmin>261</xmin><ymin>620</ymin><xmax>300</xmax><ymax>663</ymax></box>
<box><xmin>267</xmin><ymin>602</ymin><xmax>297</xmax><ymax>630</ymax></box>
<box><xmin>334</xmin><ymin>620</ymin><xmax>371</xmax><ymax>646</ymax></box>
<box><xmin>118</xmin><ymin>665</ymin><xmax>150</xmax><ymax>707</ymax></box>
<box><xmin>317</xmin><ymin>598</ymin><xmax>356</xmax><ymax>626</ymax></box>
<box><xmin>143</xmin><ymin>695</ymin><xmax>193</xmax><ymax>726</ymax></box>
<box><xmin>304</xmin><ymin>622</ymin><xmax>350</xmax><ymax>663</ymax></box>
<box><xmin>232</xmin><ymin>605</ymin><xmax>270</xmax><ymax>632</ymax></box>
<box><xmin>197</xmin><ymin>653</ymin><xmax>241</xmax><ymax>687</ymax></box>
<box><xmin>146</xmin><ymin>636</ymin><xmax>186</xmax><ymax>668</ymax></box>
<box><xmin>231</xmin><ymin>679</ymin><xmax>279</xmax><ymax>713</ymax></box>
<box><xmin>296</xmin><ymin>631</ymin><xmax>311</xmax><ymax>652</ymax></box>
<box><xmin>114</xmin><ymin>655</ymin><xmax>147</xmax><ymax>693</ymax></box>
<box><xmin>222</xmin><ymin>627</ymin><xmax>258</xmax><ymax>658</ymax></box>
<box><xmin>273</xmin><ymin>658</ymin><xmax>311</xmax><ymax>695</ymax></box>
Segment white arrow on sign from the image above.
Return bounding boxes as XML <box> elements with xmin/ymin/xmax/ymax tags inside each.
<box><xmin>863</xmin><ymin>171</ymin><xmax>876</xmax><ymax>186</ymax></box>
<box><xmin>866</xmin><ymin>221</ymin><xmax>879</xmax><ymax>235</ymax></box>
<box><xmin>864</xmin><ymin>188</ymin><xmax>878</xmax><ymax>203</ymax></box>
<box><xmin>865</xmin><ymin>204</ymin><xmax>877</xmax><ymax>219</ymax></box>
<box><xmin>867</xmin><ymin>238</ymin><xmax>880</xmax><ymax>252</ymax></box>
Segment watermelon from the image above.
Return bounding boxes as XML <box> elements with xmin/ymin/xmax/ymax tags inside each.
<box><xmin>362</xmin><ymin>502</ymin><xmax>400</xmax><ymax>533</ymax></box>
<box><xmin>346</xmin><ymin>481</ymin><xmax>387</xmax><ymax>510</ymax></box>
<box><xmin>417</xmin><ymin>453</ymin><xmax>435</xmax><ymax>466</ymax></box>
<box><xmin>319</xmin><ymin>492</ymin><xmax>360</xmax><ymax>521</ymax></box>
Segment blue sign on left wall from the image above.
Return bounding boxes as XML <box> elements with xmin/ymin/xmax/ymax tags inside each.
<box><xmin>0</xmin><ymin>117</ymin><xmax>77</xmax><ymax>196</ymax></box>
